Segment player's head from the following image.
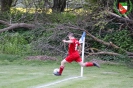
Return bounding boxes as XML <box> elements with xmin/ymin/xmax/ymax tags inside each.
<box><xmin>67</xmin><ymin>33</ymin><xmax>74</xmax><ymax>39</ymax></box>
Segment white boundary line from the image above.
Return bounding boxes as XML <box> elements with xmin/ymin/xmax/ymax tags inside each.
<box><xmin>31</xmin><ymin>76</ymin><xmax>81</xmax><ymax>88</ymax></box>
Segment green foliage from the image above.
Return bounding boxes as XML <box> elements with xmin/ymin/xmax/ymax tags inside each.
<box><xmin>0</xmin><ymin>24</ymin><xmax>6</xmax><ymax>29</ymax></box>
<box><xmin>87</xmin><ymin>0</ymin><xmax>98</xmax><ymax>3</ymax></box>
<box><xmin>0</xmin><ymin>8</ymin><xmax>35</xmax><ymax>23</ymax></box>
<box><xmin>103</xmin><ymin>30</ymin><xmax>133</xmax><ymax>52</ymax></box>
<box><xmin>0</xmin><ymin>32</ymin><xmax>31</xmax><ymax>55</ymax></box>
<box><xmin>91</xmin><ymin>27</ymin><xmax>133</xmax><ymax>55</ymax></box>
<box><xmin>48</xmin><ymin>12</ymin><xmax>77</xmax><ymax>23</ymax></box>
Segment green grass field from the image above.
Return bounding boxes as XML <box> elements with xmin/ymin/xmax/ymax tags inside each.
<box><xmin>0</xmin><ymin>60</ymin><xmax>133</xmax><ymax>88</ymax></box>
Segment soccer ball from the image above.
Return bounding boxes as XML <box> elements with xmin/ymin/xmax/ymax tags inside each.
<box><xmin>53</xmin><ymin>68</ymin><xmax>59</xmax><ymax>75</ymax></box>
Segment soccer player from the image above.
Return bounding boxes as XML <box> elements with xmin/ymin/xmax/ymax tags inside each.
<box><xmin>55</xmin><ymin>33</ymin><xmax>100</xmax><ymax>76</ymax></box>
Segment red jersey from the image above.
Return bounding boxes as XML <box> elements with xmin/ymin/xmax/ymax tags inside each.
<box><xmin>68</xmin><ymin>38</ymin><xmax>80</xmax><ymax>55</ymax></box>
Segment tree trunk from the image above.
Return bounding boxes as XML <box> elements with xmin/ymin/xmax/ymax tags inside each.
<box><xmin>0</xmin><ymin>0</ymin><xmax>12</xmax><ymax>12</ymax></box>
<box><xmin>0</xmin><ymin>20</ymin><xmax>35</xmax><ymax>33</ymax></box>
<box><xmin>52</xmin><ymin>0</ymin><xmax>66</xmax><ymax>12</ymax></box>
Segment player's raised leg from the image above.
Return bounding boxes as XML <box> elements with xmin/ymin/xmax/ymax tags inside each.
<box><xmin>78</xmin><ymin>61</ymin><xmax>100</xmax><ymax>68</ymax></box>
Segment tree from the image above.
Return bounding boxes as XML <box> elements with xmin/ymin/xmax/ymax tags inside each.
<box><xmin>52</xmin><ymin>0</ymin><xmax>66</xmax><ymax>12</ymax></box>
<box><xmin>0</xmin><ymin>0</ymin><xmax>13</xmax><ymax>12</ymax></box>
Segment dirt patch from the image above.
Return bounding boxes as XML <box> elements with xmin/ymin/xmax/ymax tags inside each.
<box><xmin>25</xmin><ymin>55</ymin><xmax>57</xmax><ymax>61</ymax></box>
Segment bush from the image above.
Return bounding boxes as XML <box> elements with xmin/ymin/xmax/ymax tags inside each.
<box><xmin>0</xmin><ymin>32</ymin><xmax>31</xmax><ymax>55</ymax></box>
<box><xmin>91</xmin><ymin>28</ymin><xmax>133</xmax><ymax>53</ymax></box>
<box><xmin>103</xmin><ymin>30</ymin><xmax>133</xmax><ymax>52</ymax></box>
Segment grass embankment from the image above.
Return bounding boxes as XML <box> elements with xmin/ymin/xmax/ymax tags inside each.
<box><xmin>0</xmin><ymin>54</ymin><xmax>133</xmax><ymax>88</ymax></box>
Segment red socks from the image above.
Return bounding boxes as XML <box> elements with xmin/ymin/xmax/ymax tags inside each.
<box><xmin>59</xmin><ymin>66</ymin><xmax>64</xmax><ymax>75</ymax></box>
<box><xmin>58</xmin><ymin>62</ymin><xmax>94</xmax><ymax>75</ymax></box>
<box><xmin>85</xmin><ymin>62</ymin><xmax>94</xmax><ymax>67</ymax></box>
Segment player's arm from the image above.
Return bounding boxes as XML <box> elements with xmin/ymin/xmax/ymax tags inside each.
<box><xmin>62</xmin><ymin>39</ymin><xmax>73</xmax><ymax>43</ymax></box>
